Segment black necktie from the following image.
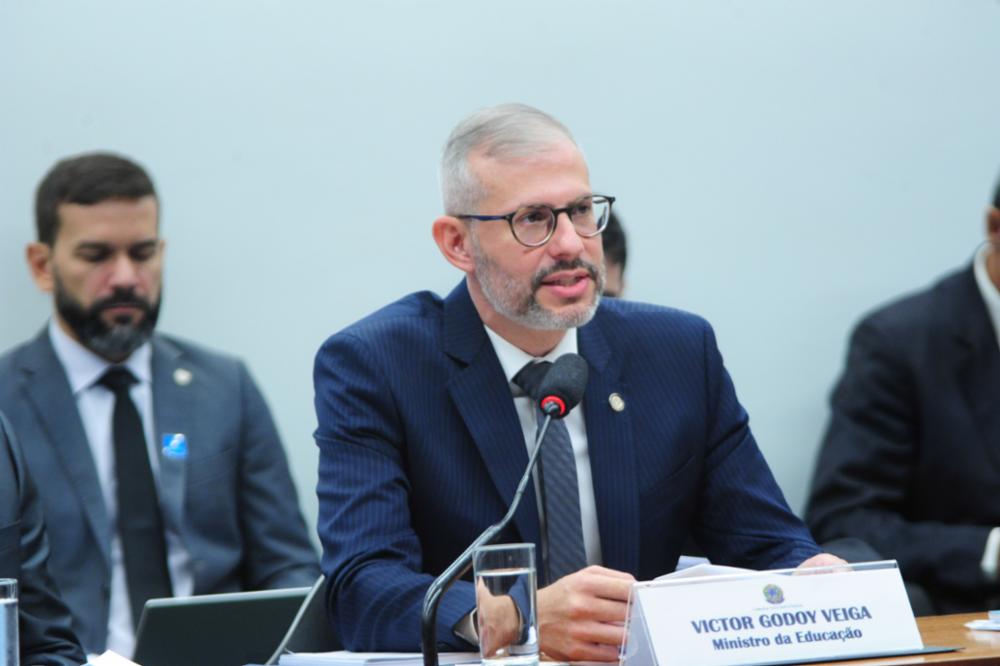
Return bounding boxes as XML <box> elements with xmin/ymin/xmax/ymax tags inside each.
<box><xmin>99</xmin><ymin>366</ymin><xmax>173</xmax><ymax>628</ymax></box>
<box><xmin>513</xmin><ymin>361</ymin><xmax>588</xmax><ymax>583</ymax></box>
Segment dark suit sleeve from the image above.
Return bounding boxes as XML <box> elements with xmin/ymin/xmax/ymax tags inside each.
<box><xmin>0</xmin><ymin>415</ymin><xmax>86</xmax><ymax>666</ymax></box>
<box><xmin>314</xmin><ymin>332</ymin><xmax>476</xmax><ymax>652</ymax></box>
<box><xmin>233</xmin><ymin>363</ymin><xmax>320</xmax><ymax>589</ymax></box>
<box><xmin>806</xmin><ymin>319</ymin><xmax>993</xmax><ymax>592</ymax></box>
<box><xmin>690</xmin><ymin>322</ymin><xmax>821</xmax><ymax>569</ymax></box>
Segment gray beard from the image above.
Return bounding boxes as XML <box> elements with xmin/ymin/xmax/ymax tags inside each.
<box><xmin>470</xmin><ymin>233</ymin><xmax>603</xmax><ymax>331</ymax></box>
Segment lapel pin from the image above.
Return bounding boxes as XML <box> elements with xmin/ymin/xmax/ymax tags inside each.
<box><xmin>162</xmin><ymin>433</ymin><xmax>188</xmax><ymax>460</ymax></box>
<box><xmin>609</xmin><ymin>393</ymin><xmax>625</xmax><ymax>412</ymax></box>
<box><xmin>173</xmin><ymin>368</ymin><xmax>193</xmax><ymax>386</ymax></box>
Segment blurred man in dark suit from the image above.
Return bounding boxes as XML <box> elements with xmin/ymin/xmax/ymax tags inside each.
<box><xmin>600</xmin><ymin>212</ymin><xmax>627</xmax><ymax>298</ymax></box>
<box><xmin>807</xmin><ymin>175</ymin><xmax>1000</xmax><ymax>613</ymax></box>
<box><xmin>1</xmin><ymin>412</ymin><xmax>86</xmax><ymax>666</ymax></box>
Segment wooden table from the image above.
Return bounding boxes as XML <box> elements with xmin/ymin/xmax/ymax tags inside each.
<box><xmin>808</xmin><ymin>613</ymin><xmax>1000</xmax><ymax>665</ymax></box>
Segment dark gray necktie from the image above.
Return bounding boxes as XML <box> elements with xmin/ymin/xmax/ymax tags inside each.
<box><xmin>513</xmin><ymin>361</ymin><xmax>587</xmax><ymax>583</ymax></box>
<box><xmin>100</xmin><ymin>366</ymin><xmax>173</xmax><ymax>628</ymax></box>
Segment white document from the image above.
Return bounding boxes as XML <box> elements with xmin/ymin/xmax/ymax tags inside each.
<box><xmin>85</xmin><ymin>651</ymin><xmax>140</xmax><ymax>666</ymax></box>
<box><xmin>966</xmin><ymin>619</ymin><xmax>1000</xmax><ymax>631</ymax></box>
<box><xmin>656</xmin><ymin>563</ymin><xmax>753</xmax><ymax>581</ymax></box>
<box><xmin>277</xmin><ymin>651</ymin><xmax>479</xmax><ymax>666</ymax></box>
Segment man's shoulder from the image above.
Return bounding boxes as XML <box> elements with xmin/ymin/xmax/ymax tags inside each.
<box><xmin>151</xmin><ymin>331</ymin><xmax>251</xmax><ymax>380</ymax></box>
<box><xmin>594</xmin><ymin>297</ymin><xmax>712</xmax><ymax>341</ymax></box>
<box><xmin>321</xmin><ymin>290</ymin><xmax>445</xmax><ymax>348</ymax></box>
<box><xmin>0</xmin><ymin>329</ymin><xmax>251</xmax><ymax>382</ymax></box>
<box><xmin>0</xmin><ymin>331</ymin><xmax>52</xmax><ymax>400</ymax></box>
<box><xmin>855</xmin><ymin>265</ymin><xmax>970</xmax><ymax>336</ymax></box>
<box><xmin>0</xmin><ymin>330</ymin><xmax>46</xmax><ymax>371</ymax></box>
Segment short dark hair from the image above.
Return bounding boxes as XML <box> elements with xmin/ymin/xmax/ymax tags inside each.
<box><xmin>35</xmin><ymin>152</ymin><xmax>156</xmax><ymax>245</ymax></box>
<box><xmin>993</xmin><ymin>174</ymin><xmax>1000</xmax><ymax>209</ymax></box>
<box><xmin>602</xmin><ymin>211</ymin><xmax>627</xmax><ymax>270</ymax></box>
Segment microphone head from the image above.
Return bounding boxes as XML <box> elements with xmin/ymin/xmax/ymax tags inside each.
<box><xmin>538</xmin><ymin>353</ymin><xmax>589</xmax><ymax>418</ymax></box>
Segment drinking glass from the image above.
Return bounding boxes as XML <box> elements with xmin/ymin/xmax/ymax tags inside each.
<box><xmin>473</xmin><ymin>544</ymin><xmax>538</xmax><ymax>666</ymax></box>
<box><xmin>0</xmin><ymin>579</ymin><xmax>18</xmax><ymax>666</ymax></box>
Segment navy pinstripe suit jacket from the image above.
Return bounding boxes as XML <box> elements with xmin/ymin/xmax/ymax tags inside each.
<box><xmin>314</xmin><ymin>281</ymin><xmax>818</xmax><ymax>651</ymax></box>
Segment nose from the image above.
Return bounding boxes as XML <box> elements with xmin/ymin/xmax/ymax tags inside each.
<box><xmin>107</xmin><ymin>253</ymin><xmax>140</xmax><ymax>288</ymax></box>
<box><xmin>546</xmin><ymin>210</ymin><xmax>585</xmax><ymax>258</ymax></box>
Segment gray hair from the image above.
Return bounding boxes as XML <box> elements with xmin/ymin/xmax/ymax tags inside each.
<box><xmin>440</xmin><ymin>103</ymin><xmax>577</xmax><ymax>215</ymax></box>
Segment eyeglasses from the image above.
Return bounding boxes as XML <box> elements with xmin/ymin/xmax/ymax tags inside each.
<box><xmin>457</xmin><ymin>194</ymin><xmax>615</xmax><ymax>248</ymax></box>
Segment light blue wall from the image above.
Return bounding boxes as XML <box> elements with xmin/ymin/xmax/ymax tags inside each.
<box><xmin>2</xmin><ymin>1</ymin><xmax>999</xmax><ymax>544</ymax></box>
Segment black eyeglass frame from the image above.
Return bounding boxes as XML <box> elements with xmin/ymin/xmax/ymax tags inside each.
<box><xmin>456</xmin><ymin>194</ymin><xmax>616</xmax><ymax>248</ymax></box>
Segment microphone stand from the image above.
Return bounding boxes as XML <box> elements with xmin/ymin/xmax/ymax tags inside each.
<box><xmin>421</xmin><ymin>410</ymin><xmax>556</xmax><ymax>666</ymax></box>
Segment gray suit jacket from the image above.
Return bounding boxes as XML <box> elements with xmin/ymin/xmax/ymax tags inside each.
<box><xmin>1</xmin><ymin>412</ymin><xmax>86</xmax><ymax>666</ymax></box>
<box><xmin>0</xmin><ymin>329</ymin><xmax>319</xmax><ymax>654</ymax></box>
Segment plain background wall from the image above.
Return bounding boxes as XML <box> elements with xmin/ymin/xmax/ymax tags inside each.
<box><xmin>2</xmin><ymin>1</ymin><xmax>999</xmax><ymax>547</ymax></box>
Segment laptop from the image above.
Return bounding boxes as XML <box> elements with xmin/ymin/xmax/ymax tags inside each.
<box><xmin>133</xmin><ymin>587</ymin><xmax>310</xmax><ymax>666</ymax></box>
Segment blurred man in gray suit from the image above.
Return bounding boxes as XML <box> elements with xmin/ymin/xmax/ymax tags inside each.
<box><xmin>0</xmin><ymin>152</ymin><xmax>319</xmax><ymax>657</ymax></box>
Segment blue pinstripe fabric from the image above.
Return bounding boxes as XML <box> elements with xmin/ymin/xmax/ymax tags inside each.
<box><xmin>512</xmin><ymin>361</ymin><xmax>587</xmax><ymax>584</ymax></box>
<box><xmin>313</xmin><ymin>281</ymin><xmax>820</xmax><ymax>652</ymax></box>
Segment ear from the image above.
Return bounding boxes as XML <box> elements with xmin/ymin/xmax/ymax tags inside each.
<box><xmin>987</xmin><ymin>207</ymin><xmax>1000</xmax><ymax>247</ymax></box>
<box><xmin>432</xmin><ymin>215</ymin><xmax>475</xmax><ymax>273</ymax></box>
<box><xmin>25</xmin><ymin>242</ymin><xmax>55</xmax><ymax>293</ymax></box>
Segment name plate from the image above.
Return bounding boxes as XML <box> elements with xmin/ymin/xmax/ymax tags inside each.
<box><xmin>621</xmin><ymin>560</ymin><xmax>921</xmax><ymax>666</ymax></box>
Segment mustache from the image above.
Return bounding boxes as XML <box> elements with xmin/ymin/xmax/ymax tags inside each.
<box><xmin>91</xmin><ymin>288</ymin><xmax>153</xmax><ymax>315</ymax></box>
<box><xmin>531</xmin><ymin>259</ymin><xmax>600</xmax><ymax>291</ymax></box>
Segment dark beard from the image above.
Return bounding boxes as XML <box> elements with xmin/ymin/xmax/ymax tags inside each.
<box><xmin>54</xmin><ymin>278</ymin><xmax>161</xmax><ymax>362</ymax></box>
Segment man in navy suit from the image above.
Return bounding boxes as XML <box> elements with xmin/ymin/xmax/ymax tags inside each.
<box><xmin>0</xmin><ymin>152</ymin><xmax>319</xmax><ymax>657</ymax></box>
<box><xmin>1</xmin><ymin>412</ymin><xmax>86</xmax><ymax>666</ymax></box>
<box><xmin>807</xmin><ymin>176</ymin><xmax>1000</xmax><ymax>614</ymax></box>
<box><xmin>314</xmin><ymin>104</ymin><xmax>840</xmax><ymax>661</ymax></box>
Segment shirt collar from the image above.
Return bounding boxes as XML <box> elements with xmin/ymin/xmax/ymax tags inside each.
<box><xmin>483</xmin><ymin>325</ymin><xmax>579</xmax><ymax>396</ymax></box>
<box><xmin>973</xmin><ymin>244</ymin><xmax>1000</xmax><ymax>350</ymax></box>
<box><xmin>48</xmin><ymin>318</ymin><xmax>153</xmax><ymax>395</ymax></box>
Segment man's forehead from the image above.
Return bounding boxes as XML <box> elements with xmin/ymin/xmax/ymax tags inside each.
<box><xmin>470</xmin><ymin>138</ymin><xmax>584</xmax><ymax>169</ymax></box>
<box><xmin>58</xmin><ymin>195</ymin><xmax>158</xmax><ymax>217</ymax></box>
<box><xmin>57</xmin><ymin>197</ymin><xmax>158</xmax><ymax>230</ymax></box>
<box><xmin>469</xmin><ymin>142</ymin><xmax>591</xmax><ymax>203</ymax></box>
<box><xmin>52</xmin><ymin>199</ymin><xmax>159</xmax><ymax>251</ymax></box>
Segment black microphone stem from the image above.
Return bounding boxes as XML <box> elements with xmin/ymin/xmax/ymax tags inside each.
<box><xmin>421</xmin><ymin>412</ymin><xmax>555</xmax><ymax>666</ymax></box>
<box><xmin>535</xmin><ymin>456</ymin><xmax>550</xmax><ymax>587</ymax></box>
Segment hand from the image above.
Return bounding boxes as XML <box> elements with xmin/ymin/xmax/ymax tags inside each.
<box><xmin>476</xmin><ymin>579</ymin><xmax>522</xmax><ymax>658</ymax></box>
<box><xmin>796</xmin><ymin>553</ymin><xmax>849</xmax><ymax>572</ymax></box>
<box><xmin>536</xmin><ymin>565</ymin><xmax>635</xmax><ymax>662</ymax></box>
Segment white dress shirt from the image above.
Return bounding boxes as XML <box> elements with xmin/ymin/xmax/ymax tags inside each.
<box><xmin>973</xmin><ymin>243</ymin><xmax>1000</xmax><ymax>351</ymax></box>
<box><xmin>973</xmin><ymin>246</ymin><xmax>1000</xmax><ymax>581</ymax></box>
<box><xmin>483</xmin><ymin>326</ymin><xmax>603</xmax><ymax>568</ymax></box>
<box><xmin>48</xmin><ymin>320</ymin><xmax>194</xmax><ymax>658</ymax></box>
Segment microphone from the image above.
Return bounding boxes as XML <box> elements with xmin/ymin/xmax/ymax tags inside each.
<box><xmin>421</xmin><ymin>353</ymin><xmax>589</xmax><ymax>666</ymax></box>
<box><xmin>537</xmin><ymin>353</ymin><xmax>588</xmax><ymax>417</ymax></box>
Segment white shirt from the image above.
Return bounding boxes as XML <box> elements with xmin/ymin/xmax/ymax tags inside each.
<box><xmin>973</xmin><ymin>243</ymin><xmax>1000</xmax><ymax>351</ymax></box>
<box><xmin>483</xmin><ymin>326</ymin><xmax>603</xmax><ymax>569</ymax></box>
<box><xmin>48</xmin><ymin>320</ymin><xmax>194</xmax><ymax>658</ymax></box>
<box><xmin>972</xmin><ymin>247</ymin><xmax>1000</xmax><ymax>582</ymax></box>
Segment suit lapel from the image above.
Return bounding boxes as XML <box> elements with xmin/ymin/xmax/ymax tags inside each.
<box><xmin>19</xmin><ymin>331</ymin><xmax>111</xmax><ymax>566</ymax></box>
<box><xmin>579</xmin><ymin>316</ymin><xmax>640</xmax><ymax>574</ymax></box>
<box><xmin>949</xmin><ymin>268</ymin><xmax>1000</xmax><ymax>470</ymax></box>
<box><xmin>150</xmin><ymin>336</ymin><xmax>190</xmax><ymax>534</ymax></box>
<box><xmin>443</xmin><ymin>282</ymin><xmax>542</xmax><ymax>549</ymax></box>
